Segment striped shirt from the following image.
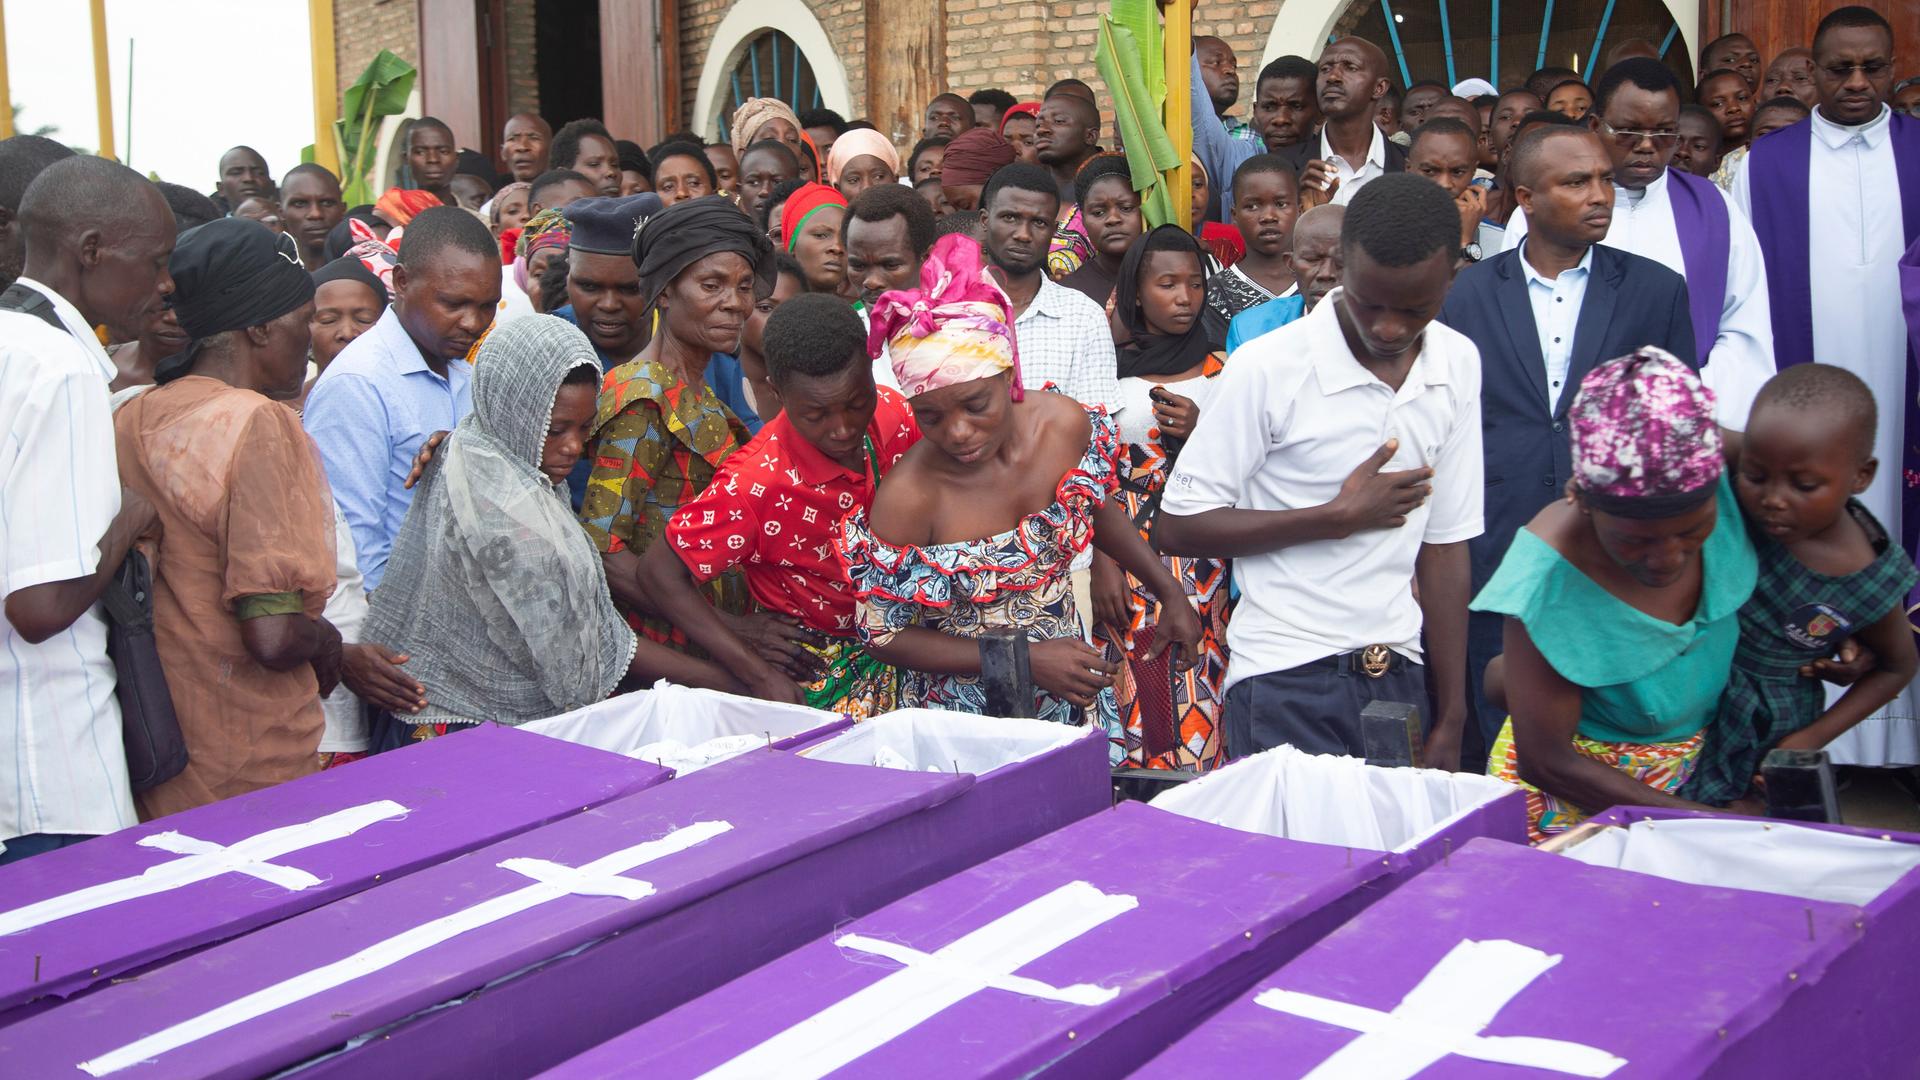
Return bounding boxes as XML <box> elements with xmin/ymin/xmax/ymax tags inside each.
<box><xmin>0</xmin><ymin>278</ymin><xmax>136</xmax><ymax>842</ymax></box>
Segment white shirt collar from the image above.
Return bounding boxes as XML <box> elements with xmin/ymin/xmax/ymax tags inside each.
<box><xmin>1320</xmin><ymin>123</ymin><xmax>1387</xmax><ymax>170</ymax></box>
<box><xmin>12</xmin><ymin>275</ymin><xmax>116</xmax><ymax>381</ymax></box>
<box><xmin>1811</xmin><ymin>103</ymin><xmax>1891</xmax><ymax>150</ymax></box>
<box><xmin>1616</xmin><ymin>166</ymin><xmax>1670</xmax><ymax>205</ymax></box>
<box><xmin>1305</xmin><ymin>287</ymin><xmax>1449</xmax><ymax>396</ymax></box>
<box><xmin>1517</xmin><ymin>241</ymin><xmax>1595</xmax><ymax>287</ymax></box>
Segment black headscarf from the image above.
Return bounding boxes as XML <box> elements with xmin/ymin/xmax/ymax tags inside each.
<box><xmin>631</xmin><ymin>194</ymin><xmax>775</xmax><ymax>312</ymax></box>
<box><xmin>156</xmin><ymin>218</ymin><xmax>316</xmax><ymax>383</ymax></box>
<box><xmin>311</xmin><ymin>255</ymin><xmax>391</xmax><ymax>313</ymax></box>
<box><xmin>1114</xmin><ymin>225</ymin><xmax>1224</xmax><ymax>381</ymax></box>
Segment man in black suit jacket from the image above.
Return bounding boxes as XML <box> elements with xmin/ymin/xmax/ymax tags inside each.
<box><xmin>1436</xmin><ymin>125</ymin><xmax>1694</xmax><ymax>768</ymax></box>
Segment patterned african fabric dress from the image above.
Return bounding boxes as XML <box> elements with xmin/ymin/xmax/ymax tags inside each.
<box><xmin>836</xmin><ymin>401</ymin><xmax>1124</xmax><ymax>752</ymax></box>
<box><xmin>580</xmin><ymin>357</ymin><xmax>754</xmax><ymax>651</ymax></box>
<box><xmin>1047</xmin><ymin>205</ymin><xmax>1092</xmax><ymax>280</ymax></box>
<box><xmin>1684</xmin><ymin>501</ymin><xmax>1919</xmax><ymax>806</ymax></box>
<box><xmin>1094</xmin><ymin>360</ymin><xmax>1231</xmax><ymax>772</ymax></box>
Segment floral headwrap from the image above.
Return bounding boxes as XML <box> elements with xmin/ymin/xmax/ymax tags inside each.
<box><xmin>868</xmin><ymin>234</ymin><xmax>1023</xmax><ymax>400</ymax></box>
<box><xmin>1570</xmin><ymin>347</ymin><xmax>1723</xmax><ymax>518</ymax></box>
<box><xmin>342</xmin><ymin>218</ymin><xmax>399</xmax><ymax>299</ymax></box>
<box><xmin>511</xmin><ymin>207</ymin><xmax>573</xmax><ymax>293</ymax></box>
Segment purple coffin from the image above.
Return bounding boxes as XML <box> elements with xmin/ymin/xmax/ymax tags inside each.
<box><xmin>542</xmin><ymin>799</ymin><xmax>1396</xmax><ymax>1079</ymax></box>
<box><xmin>1149</xmin><ymin>745</ymin><xmax>1527</xmax><ymax>890</ymax></box>
<box><xmin>1138</xmin><ymin>822</ymin><xmax>1920</xmax><ymax>1078</ymax></box>
<box><xmin>0</xmin><ymin>725</ymin><xmax>667</xmax><ymax>1020</ymax></box>
<box><xmin>2</xmin><ymin>722</ymin><xmax>1109</xmax><ymax>1080</ymax></box>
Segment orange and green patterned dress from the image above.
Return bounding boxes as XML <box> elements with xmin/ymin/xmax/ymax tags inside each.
<box><xmin>579</xmin><ymin>357</ymin><xmax>754</xmax><ymax>650</ymax></box>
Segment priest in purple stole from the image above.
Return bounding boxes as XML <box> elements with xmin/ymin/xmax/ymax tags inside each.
<box><xmin>1503</xmin><ymin>57</ymin><xmax>1775</xmax><ymax>430</ymax></box>
<box><xmin>1735</xmin><ymin>5</ymin><xmax>1920</xmax><ymax>766</ymax></box>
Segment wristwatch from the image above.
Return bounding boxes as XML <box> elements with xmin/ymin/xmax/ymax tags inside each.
<box><xmin>1462</xmin><ymin>241</ymin><xmax>1483</xmax><ymax>263</ymax></box>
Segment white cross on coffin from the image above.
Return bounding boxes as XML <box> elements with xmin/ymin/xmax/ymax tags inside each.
<box><xmin>1256</xmin><ymin>938</ymin><xmax>1629</xmax><ymax>1079</ymax></box>
<box><xmin>0</xmin><ymin>800</ymin><xmax>411</xmax><ymax>937</ymax></box>
<box><xmin>77</xmin><ymin>819</ymin><xmax>734</xmax><ymax>1078</ymax></box>
<box><xmin>702</xmin><ymin>880</ymin><xmax>1138</xmax><ymax>1080</ymax></box>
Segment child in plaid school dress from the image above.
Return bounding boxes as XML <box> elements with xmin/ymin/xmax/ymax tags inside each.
<box><xmin>1686</xmin><ymin>365</ymin><xmax>1920</xmax><ymax>806</ymax></box>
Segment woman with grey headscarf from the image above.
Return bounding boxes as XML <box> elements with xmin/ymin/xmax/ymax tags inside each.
<box><xmin>365</xmin><ymin>316</ymin><xmax>737</xmax><ymax>740</ymax></box>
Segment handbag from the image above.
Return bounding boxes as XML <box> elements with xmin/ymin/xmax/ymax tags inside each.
<box><xmin>97</xmin><ymin>551</ymin><xmax>187</xmax><ymax>790</ymax></box>
<box><xmin>0</xmin><ymin>283</ymin><xmax>187</xmax><ymax>790</ymax></box>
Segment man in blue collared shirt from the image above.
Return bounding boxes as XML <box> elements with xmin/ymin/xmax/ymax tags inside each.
<box><xmin>305</xmin><ymin>207</ymin><xmax>501</xmax><ymax>592</ymax></box>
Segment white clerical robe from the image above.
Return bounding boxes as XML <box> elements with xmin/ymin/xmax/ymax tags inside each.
<box><xmin>1733</xmin><ymin>106</ymin><xmax>1917</xmax><ymax>766</ymax></box>
<box><xmin>1503</xmin><ymin>169</ymin><xmax>1776</xmax><ymax>429</ymax></box>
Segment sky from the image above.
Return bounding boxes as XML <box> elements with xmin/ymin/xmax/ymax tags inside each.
<box><xmin>9</xmin><ymin>0</ymin><xmax>314</xmax><ymax>190</ymax></box>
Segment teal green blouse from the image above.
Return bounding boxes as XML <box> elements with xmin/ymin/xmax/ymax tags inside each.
<box><xmin>1470</xmin><ymin>474</ymin><xmax>1758</xmax><ymax>743</ymax></box>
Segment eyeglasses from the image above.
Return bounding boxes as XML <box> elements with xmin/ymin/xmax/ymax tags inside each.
<box><xmin>1823</xmin><ymin>61</ymin><xmax>1892</xmax><ymax>79</ymax></box>
<box><xmin>1598</xmin><ymin>123</ymin><xmax>1679</xmax><ymax>149</ymax></box>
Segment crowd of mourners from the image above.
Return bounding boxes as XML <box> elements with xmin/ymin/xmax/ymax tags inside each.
<box><xmin>4</xmin><ymin>4</ymin><xmax>1920</xmax><ymax>859</ymax></box>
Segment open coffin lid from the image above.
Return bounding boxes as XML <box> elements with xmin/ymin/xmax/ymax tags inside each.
<box><xmin>1</xmin><ymin>718</ymin><xmax>1112</xmax><ymax>1079</ymax></box>
<box><xmin>522</xmin><ymin>680</ymin><xmax>850</xmax><ymax>773</ymax></box>
<box><xmin>1138</xmin><ymin>816</ymin><xmax>1920</xmax><ymax>1079</ymax></box>
<box><xmin>0</xmin><ymin>725</ymin><xmax>668</xmax><ymax>1021</ymax></box>
<box><xmin>540</xmin><ymin>800</ymin><xmax>1396</xmax><ymax>1080</ymax></box>
<box><xmin>1149</xmin><ymin>745</ymin><xmax>1526</xmax><ymax>879</ymax></box>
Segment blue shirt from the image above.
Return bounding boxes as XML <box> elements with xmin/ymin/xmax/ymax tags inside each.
<box><xmin>1224</xmin><ymin>293</ymin><xmax>1306</xmax><ymax>355</ymax></box>
<box><xmin>304</xmin><ymin>306</ymin><xmax>473</xmax><ymax>592</ymax></box>
<box><xmin>1517</xmin><ymin>242</ymin><xmax>1593</xmax><ymax>413</ymax></box>
<box><xmin>551</xmin><ymin>305</ymin><xmax>762</xmax><ymax>508</ymax></box>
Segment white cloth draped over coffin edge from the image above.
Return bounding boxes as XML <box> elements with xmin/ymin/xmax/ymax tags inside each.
<box><xmin>522</xmin><ymin>681</ymin><xmax>843</xmax><ymax>772</ymax></box>
<box><xmin>1557</xmin><ymin>817</ymin><xmax>1920</xmax><ymax>907</ymax></box>
<box><xmin>799</xmin><ymin>709</ymin><xmax>1095</xmax><ymax>776</ymax></box>
<box><xmin>1148</xmin><ymin>744</ymin><xmax>1519</xmax><ymax>854</ymax></box>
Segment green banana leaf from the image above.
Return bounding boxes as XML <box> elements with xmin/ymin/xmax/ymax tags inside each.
<box><xmin>333</xmin><ymin>49</ymin><xmax>417</xmax><ymax>205</ymax></box>
<box><xmin>1095</xmin><ymin>15</ymin><xmax>1179</xmax><ymax>227</ymax></box>
<box><xmin>1108</xmin><ymin>0</ymin><xmax>1164</xmax><ymax>106</ymax></box>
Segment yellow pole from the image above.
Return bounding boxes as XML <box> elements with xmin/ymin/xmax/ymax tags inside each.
<box><xmin>308</xmin><ymin>0</ymin><xmax>340</xmax><ymax>174</ymax></box>
<box><xmin>1162</xmin><ymin>0</ymin><xmax>1191</xmax><ymax>230</ymax></box>
<box><xmin>0</xmin><ymin>0</ymin><xmax>13</xmax><ymax>139</ymax></box>
<box><xmin>88</xmin><ymin>0</ymin><xmax>114</xmax><ymax>159</ymax></box>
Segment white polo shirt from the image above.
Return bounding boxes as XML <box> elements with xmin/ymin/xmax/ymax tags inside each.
<box><xmin>0</xmin><ymin>281</ymin><xmax>136</xmax><ymax>843</ymax></box>
<box><xmin>1162</xmin><ymin>289</ymin><xmax>1484</xmax><ymax>690</ymax></box>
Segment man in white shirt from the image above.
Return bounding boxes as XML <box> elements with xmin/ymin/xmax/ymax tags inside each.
<box><xmin>1298</xmin><ymin>37</ymin><xmax>1408</xmax><ymax>208</ymax></box>
<box><xmin>978</xmin><ymin>165</ymin><xmax>1120</xmax><ymax>411</ymax></box>
<box><xmin>1503</xmin><ymin>57</ymin><xmax>1775</xmax><ymax>428</ymax></box>
<box><xmin>1</xmin><ymin>157</ymin><xmax>177</xmax><ymax>861</ymax></box>
<box><xmin>1159</xmin><ymin>175</ymin><xmax>1481</xmax><ymax>769</ymax></box>
<box><xmin>1735</xmin><ymin>6</ymin><xmax>1920</xmax><ymax>766</ymax></box>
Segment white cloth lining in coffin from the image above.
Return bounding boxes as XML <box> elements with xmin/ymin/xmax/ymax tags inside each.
<box><xmin>1557</xmin><ymin>817</ymin><xmax>1920</xmax><ymax>907</ymax></box>
<box><xmin>798</xmin><ymin>709</ymin><xmax>1091</xmax><ymax>775</ymax></box>
<box><xmin>523</xmin><ymin>681</ymin><xmax>841</xmax><ymax>772</ymax></box>
<box><xmin>1148</xmin><ymin>745</ymin><xmax>1518</xmax><ymax>853</ymax></box>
